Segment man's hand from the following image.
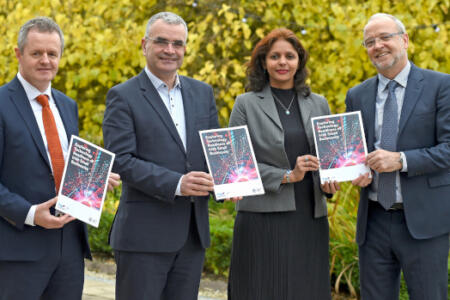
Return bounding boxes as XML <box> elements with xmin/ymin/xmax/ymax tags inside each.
<box><xmin>351</xmin><ymin>172</ymin><xmax>373</xmax><ymax>187</ymax></box>
<box><xmin>107</xmin><ymin>172</ymin><xmax>121</xmax><ymax>191</ymax></box>
<box><xmin>321</xmin><ymin>181</ymin><xmax>340</xmax><ymax>194</ymax></box>
<box><xmin>34</xmin><ymin>197</ymin><xmax>75</xmax><ymax>229</ymax></box>
<box><xmin>180</xmin><ymin>171</ymin><xmax>214</xmax><ymax>196</ymax></box>
<box><xmin>366</xmin><ymin>150</ymin><xmax>402</xmax><ymax>173</ymax></box>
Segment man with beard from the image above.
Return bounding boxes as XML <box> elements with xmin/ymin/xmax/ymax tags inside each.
<box><xmin>345</xmin><ymin>13</ymin><xmax>450</xmax><ymax>300</ymax></box>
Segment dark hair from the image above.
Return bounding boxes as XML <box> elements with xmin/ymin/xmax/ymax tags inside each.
<box><xmin>246</xmin><ymin>28</ymin><xmax>310</xmax><ymax>97</ymax></box>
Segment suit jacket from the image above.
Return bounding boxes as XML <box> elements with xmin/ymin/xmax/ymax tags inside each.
<box><xmin>229</xmin><ymin>85</ymin><xmax>330</xmax><ymax>218</ymax></box>
<box><xmin>103</xmin><ymin>71</ymin><xmax>219</xmax><ymax>252</ymax></box>
<box><xmin>0</xmin><ymin>76</ymin><xmax>90</xmax><ymax>261</ymax></box>
<box><xmin>346</xmin><ymin>63</ymin><xmax>450</xmax><ymax>245</ymax></box>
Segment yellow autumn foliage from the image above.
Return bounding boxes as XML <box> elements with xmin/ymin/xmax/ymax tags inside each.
<box><xmin>0</xmin><ymin>0</ymin><xmax>448</xmax><ymax>294</ymax></box>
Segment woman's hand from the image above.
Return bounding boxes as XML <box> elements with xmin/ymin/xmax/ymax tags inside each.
<box><xmin>351</xmin><ymin>172</ymin><xmax>372</xmax><ymax>188</ymax></box>
<box><xmin>224</xmin><ymin>196</ymin><xmax>243</xmax><ymax>203</ymax></box>
<box><xmin>290</xmin><ymin>155</ymin><xmax>319</xmax><ymax>182</ymax></box>
<box><xmin>321</xmin><ymin>181</ymin><xmax>340</xmax><ymax>194</ymax></box>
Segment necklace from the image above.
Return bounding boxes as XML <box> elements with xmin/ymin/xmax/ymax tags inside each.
<box><xmin>272</xmin><ymin>93</ymin><xmax>296</xmax><ymax>115</ymax></box>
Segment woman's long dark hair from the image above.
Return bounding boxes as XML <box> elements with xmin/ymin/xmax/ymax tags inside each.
<box><xmin>246</xmin><ymin>28</ymin><xmax>311</xmax><ymax>97</ymax></box>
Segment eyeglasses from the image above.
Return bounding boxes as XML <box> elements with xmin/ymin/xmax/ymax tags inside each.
<box><xmin>146</xmin><ymin>37</ymin><xmax>185</xmax><ymax>49</ymax></box>
<box><xmin>362</xmin><ymin>32</ymin><xmax>404</xmax><ymax>48</ymax></box>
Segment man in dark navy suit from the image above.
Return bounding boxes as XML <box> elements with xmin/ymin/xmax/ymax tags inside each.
<box><xmin>346</xmin><ymin>13</ymin><xmax>450</xmax><ymax>300</ymax></box>
<box><xmin>0</xmin><ymin>17</ymin><xmax>119</xmax><ymax>300</ymax></box>
<box><xmin>103</xmin><ymin>11</ymin><xmax>220</xmax><ymax>300</ymax></box>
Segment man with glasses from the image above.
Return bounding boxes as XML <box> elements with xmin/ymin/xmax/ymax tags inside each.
<box><xmin>103</xmin><ymin>11</ymin><xmax>219</xmax><ymax>300</ymax></box>
<box><xmin>345</xmin><ymin>13</ymin><xmax>450</xmax><ymax>300</ymax></box>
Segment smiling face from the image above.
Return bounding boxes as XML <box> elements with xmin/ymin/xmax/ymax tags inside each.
<box><xmin>364</xmin><ymin>16</ymin><xmax>409</xmax><ymax>78</ymax></box>
<box><xmin>15</xmin><ymin>29</ymin><xmax>61</xmax><ymax>92</ymax></box>
<box><xmin>264</xmin><ymin>39</ymin><xmax>299</xmax><ymax>89</ymax></box>
<box><xmin>142</xmin><ymin>19</ymin><xmax>186</xmax><ymax>86</ymax></box>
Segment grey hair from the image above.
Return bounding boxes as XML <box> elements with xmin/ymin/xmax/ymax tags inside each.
<box><xmin>145</xmin><ymin>12</ymin><xmax>188</xmax><ymax>42</ymax></box>
<box><xmin>18</xmin><ymin>17</ymin><xmax>64</xmax><ymax>55</ymax></box>
<box><xmin>364</xmin><ymin>13</ymin><xmax>407</xmax><ymax>36</ymax></box>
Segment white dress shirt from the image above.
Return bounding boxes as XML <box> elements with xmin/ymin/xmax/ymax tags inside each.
<box><xmin>369</xmin><ymin>61</ymin><xmax>410</xmax><ymax>203</ymax></box>
<box><xmin>17</xmin><ymin>73</ymin><xmax>69</xmax><ymax>226</ymax></box>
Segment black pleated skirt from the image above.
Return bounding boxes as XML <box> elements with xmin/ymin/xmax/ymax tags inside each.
<box><xmin>228</xmin><ymin>177</ymin><xmax>331</xmax><ymax>300</ymax></box>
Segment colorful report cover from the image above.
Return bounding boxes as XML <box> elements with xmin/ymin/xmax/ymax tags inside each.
<box><xmin>56</xmin><ymin>136</ymin><xmax>115</xmax><ymax>227</ymax></box>
<box><xmin>311</xmin><ymin>111</ymin><xmax>370</xmax><ymax>184</ymax></box>
<box><xmin>199</xmin><ymin>125</ymin><xmax>264</xmax><ymax>200</ymax></box>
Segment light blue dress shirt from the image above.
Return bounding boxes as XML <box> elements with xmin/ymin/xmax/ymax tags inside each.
<box><xmin>369</xmin><ymin>61</ymin><xmax>410</xmax><ymax>203</ymax></box>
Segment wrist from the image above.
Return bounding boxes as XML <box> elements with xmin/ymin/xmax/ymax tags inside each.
<box><xmin>397</xmin><ymin>152</ymin><xmax>403</xmax><ymax>170</ymax></box>
<box><xmin>285</xmin><ymin>170</ymin><xmax>292</xmax><ymax>183</ymax></box>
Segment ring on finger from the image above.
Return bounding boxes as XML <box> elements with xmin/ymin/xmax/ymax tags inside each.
<box><xmin>305</xmin><ymin>157</ymin><xmax>309</xmax><ymax>162</ymax></box>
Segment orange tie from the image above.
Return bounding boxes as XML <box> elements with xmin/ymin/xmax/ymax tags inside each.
<box><xmin>36</xmin><ymin>94</ymin><xmax>65</xmax><ymax>193</ymax></box>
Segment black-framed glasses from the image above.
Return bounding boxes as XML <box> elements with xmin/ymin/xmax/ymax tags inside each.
<box><xmin>362</xmin><ymin>32</ymin><xmax>404</xmax><ymax>48</ymax></box>
<box><xmin>146</xmin><ymin>37</ymin><xmax>185</xmax><ymax>49</ymax></box>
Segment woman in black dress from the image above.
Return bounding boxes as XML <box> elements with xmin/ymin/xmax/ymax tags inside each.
<box><xmin>228</xmin><ymin>28</ymin><xmax>339</xmax><ymax>300</ymax></box>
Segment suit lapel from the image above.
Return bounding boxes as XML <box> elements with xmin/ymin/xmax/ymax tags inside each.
<box><xmin>256</xmin><ymin>86</ymin><xmax>283</xmax><ymax>131</ymax></box>
<box><xmin>179</xmin><ymin>77</ymin><xmax>195</xmax><ymax>156</ymax></box>
<box><xmin>298</xmin><ymin>94</ymin><xmax>314</xmax><ymax>148</ymax></box>
<box><xmin>360</xmin><ymin>78</ymin><xmax>378</xmax><ymax>151</ymax></box>
<box><xmin>52</xmin><ymin>90</ymin><xmax>77</xmax><ymax>141</ymax></box>
<box><xmin>8</xmin><ymin>77</ymin><xmax>51</xmax><ymax>168</ymax></box>
<box><xmin>398</xmin><ymin>64</ymin><xmax>424</xmax><ymax>137</ymax></box>
<box><xmin>138</xmin><ymin>71</ymin><xmax>186</xmax><ymax>154</ymax></box>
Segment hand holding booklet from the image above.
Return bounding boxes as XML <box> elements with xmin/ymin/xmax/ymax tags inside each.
<box><xmin>199</xmin><ymin>125</ymin><xmax>264</xmax><ymax>200</ymax></box>
<box><xmin>311</xmin><ymin>111</ymin><xmax>371</xmax><ymax>184</ymax></box>
<box><xmin>56</xmin><ymin>136</ymin><xmax>115</xmax><ymax>227</ymax></box>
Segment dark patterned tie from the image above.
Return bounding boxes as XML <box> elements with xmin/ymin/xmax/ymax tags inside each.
<box><xmin>378</xmin><ymin>81</ymin><xmax>399</xmax><ymax>210</ymax></box>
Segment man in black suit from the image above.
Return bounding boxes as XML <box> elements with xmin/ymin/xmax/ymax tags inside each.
<box><xmin>346</xmin><ymin>13</ymin><xmax>450</xmax><ymax>300</ymax></box>
<box><xmin>0</xmin><ymin>17</ymin><xmax>119</xmax><ymax>300</ymax></box>
<box><xmin>103</xmin><ymin>11</ymin><xmax>219</xmax><ymax>300</ymax></box>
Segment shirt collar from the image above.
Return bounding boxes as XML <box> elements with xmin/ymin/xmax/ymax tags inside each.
<box><xmin>17</xmin><ymin>72</ymin><xmax>52</xmax><ymax>102</ymax></box>
<box><xmin>377</xmin><ymin>60</ymin><xmax>411</xmax><ymax>91</ymax></box>
<box><xmin>144</xmin><ymin>66</ymin><xmax>181</xmax><ymax>90</ymax></box>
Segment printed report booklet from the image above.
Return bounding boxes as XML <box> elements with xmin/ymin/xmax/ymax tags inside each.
<box><xmin>199</xmin><ymin>125</ymin><xmax>264</xmax><ymax>200</ymax></box>
<box><xmin>56</xmin><ymin>136</ymin><xmax>115</xmax><ymax>227</ymax></box>
<box><xmin>311</xmin><ymin>111</ymin><xmax>371</xmax><ymax>184</ymax></box>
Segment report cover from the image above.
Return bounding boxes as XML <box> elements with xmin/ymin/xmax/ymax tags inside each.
<box><xmin>311</xmin><ymin>111</ymin><xmax>370</xmax><ymax>184</ymax></box>
<box><xmin>199</xmin><ymin>125</ymin><xmax>264</xmax><ymax>200</ymax></box>
<box><xmin>56</xmin><ymin>136</ymin><xmax>115</xmax><ymax>227</ymax></box>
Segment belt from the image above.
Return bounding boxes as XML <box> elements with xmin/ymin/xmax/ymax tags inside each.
<box><xmin>389</xmin><ymin>202</ymin><xmax>404</xmax><ymax>210</ymax></box>
<box><xmin>369</xmin><ymin>200</ymin><xmax>404</xmax><ymax>211</ymax></box>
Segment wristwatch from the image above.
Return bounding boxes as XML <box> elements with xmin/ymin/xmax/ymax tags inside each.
<box><xmin>285</xmin><ymin>170</ymin><xmax>292</xmax><ymax>183</ymax></box>
<box><xmin>398</xmin><ymin>154</ymin><xmax>404</xmax><ymax>170</ymax></box>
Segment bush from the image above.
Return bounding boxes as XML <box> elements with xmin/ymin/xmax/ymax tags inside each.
<box><xmin>87</xmin><ymin>186</ymin><xmax>121</xmax><ymax>255</ymax></box>
<box><xmin>204</xmin><ymin>208</ymin><xmax>235</xmax><ymax>277</ymax></box>
<box><xmin>1</xmin><ymin>0</ymin><xmax>447</xmax><ymax>296</ymax></box>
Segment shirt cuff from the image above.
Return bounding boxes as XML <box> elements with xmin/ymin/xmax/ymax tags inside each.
<box><xmin>175</xmin><ymin>175</ymin><xmax>184</xmax><ymax>196</ymax></box>
<box><xmin>400</xmin><ymin>152</ymin><xmax>408</xmax><ymax>172</ymax></box>
<box><xmin>25</xmin><ymin>205</ymin><xmax>37</xmax><ymax>226</ymax></box>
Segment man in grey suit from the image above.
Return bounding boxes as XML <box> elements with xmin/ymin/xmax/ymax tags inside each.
<box><xmin>102</xmin><ymin>12</ymin><xmax>219</xmax><ymax>300</ymax></box>
<box><xmin>346</xmin><ymin>13</ymin><xmax>450</xmax><ymax>299</ymax></box>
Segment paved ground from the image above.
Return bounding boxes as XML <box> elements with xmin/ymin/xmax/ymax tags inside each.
<box><xmin>82</xmin><ymin>258</ymin><xmax>353</xmax><ymax>300</ymax></box>
<box><xmin>82</xmin><ymin>259</ymin><xmax>227</xmax><ymax>300</ymax></box>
